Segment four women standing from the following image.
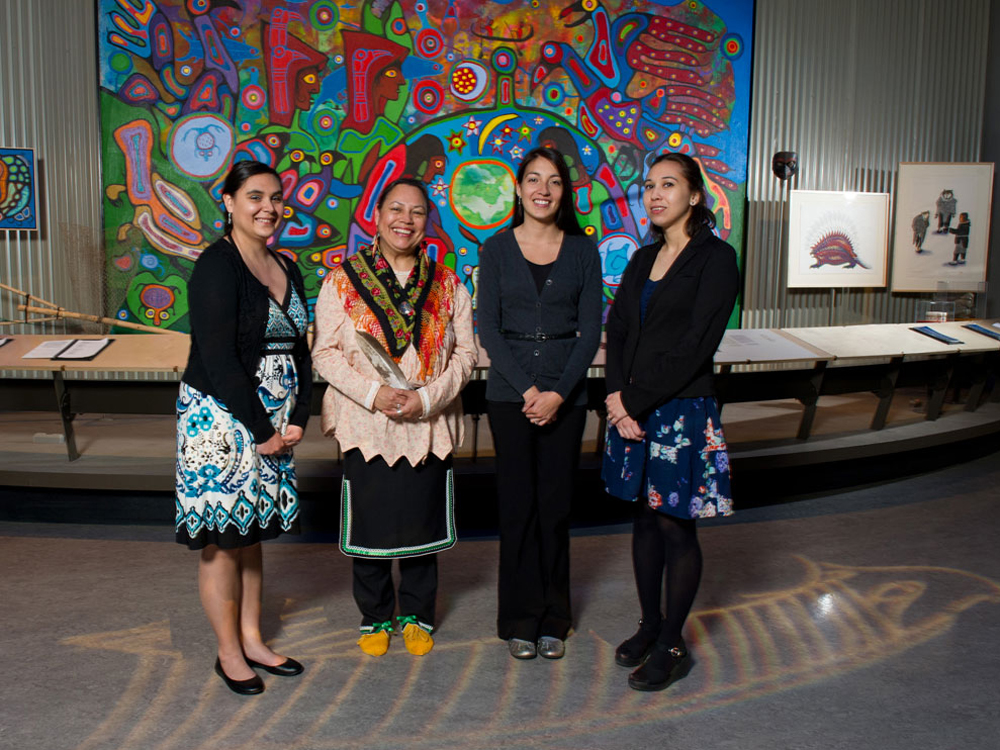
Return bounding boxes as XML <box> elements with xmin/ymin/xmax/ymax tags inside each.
<box><xmin>478</xmin><ymin>146</ymin><xmax>603</xmax><ymax>660</ymax></box>
<box><xmin>178</xmin><ymin>148</ymin><xmax>737</xmax><ymax>693</ymax></box>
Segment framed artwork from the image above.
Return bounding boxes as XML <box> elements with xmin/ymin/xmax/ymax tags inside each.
<box><xmin>787</xmin><ymin>190</ymin><xmax>889</xmax><ymax>288</ymax></box>
<box><xmin>891</xmin><ymin>162</ymin><xmax>994</xmax><ymax>292</ymax></box>
<box><xmin>0</xmin><ymin>147</ymin><xmax>38</xmax><ymax>231</ymax></box>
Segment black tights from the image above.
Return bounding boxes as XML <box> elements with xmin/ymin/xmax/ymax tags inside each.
<box><xmin>631</xmin><ymin>502</ymin><xmax>702</xmax><ymax>648</ymax></box>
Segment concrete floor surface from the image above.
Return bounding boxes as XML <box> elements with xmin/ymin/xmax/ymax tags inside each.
<box><xmin>1</xmin><ymin>448</ymin><xmax>999</xmax><ymax>750</ymax></box>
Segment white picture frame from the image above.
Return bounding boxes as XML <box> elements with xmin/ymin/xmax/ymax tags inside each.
<box><xmin>787</xmin><ymin>190</ymin><xmax>889</xmax><ymax>288</ymax></box>
<box><xmin>890</xmin><ymin>162</ymin><xmax>994</xmax><ymax>292</ymax></box>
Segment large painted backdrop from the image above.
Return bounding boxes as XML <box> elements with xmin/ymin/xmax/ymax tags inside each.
<box><xmin>98</xmin><ymin>0</ymin><xmax>753</xmax><ymax>331</ymax></box>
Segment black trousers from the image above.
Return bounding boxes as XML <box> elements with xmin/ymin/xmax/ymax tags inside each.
<box><xmin>353</xmin><ymin>555</ymin><xmax>438</xmax><ymax>628</ymax></box>
<box><xmin>488</xmin><ymin>400</ymin><xmax>587</xmax><ymax>641</ymax></box>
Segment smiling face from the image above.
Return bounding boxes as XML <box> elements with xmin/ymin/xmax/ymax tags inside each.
<box><xmin>516</xmin><ymin>156</ymin><xmax>564</xmax><ymax>226</ymax></box>
<box><xmin>374</xmin><ymin>183</ymin><xmax>428</xmax><ymax>257</ymax></box>
<box><xmin>643</xmin><ymin>159</ymin><xmax>698</xmax><ymax>236</ymax></box>
<box><xmin>223</xmin><ymin>173</ymin><xmax>284</xmax><ymax>245</ymax></box>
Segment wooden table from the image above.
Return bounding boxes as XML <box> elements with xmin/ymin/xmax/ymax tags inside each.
<box><xmin>0</xmin><ymin>334</ymin><xmax>190</xmax><ymax>460</ymax></box>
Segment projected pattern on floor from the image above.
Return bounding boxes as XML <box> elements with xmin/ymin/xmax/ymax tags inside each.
<box><xmin>63</xmin><ymin>556</ymin><xmax>1000</xmax><ymax>749</ymax></box>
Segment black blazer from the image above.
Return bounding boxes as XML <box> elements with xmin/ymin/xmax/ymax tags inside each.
<box><xmin>605</xmin><ymin>228</ymin><xmax>739</xmax><ymax>419</ymax></box>
<box><xmin>181</xmin><ymin>238</ymin><xmax>312</xmax><ymax>443</ymax></box>
<box><xmin>478</xmin><ymin>229</ymin><xmax>603</xmax><ymax>405</ymax></box>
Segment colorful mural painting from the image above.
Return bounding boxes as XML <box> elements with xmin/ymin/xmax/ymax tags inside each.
<box><xmin>0</xmin><ymin>148</ymin><xmax>38</xmax><ymax>231</ymax></box>
<box><xmin>98</xmin><ymin>0</ymin><xmax>753</xmax><ymax>331</ymax></box>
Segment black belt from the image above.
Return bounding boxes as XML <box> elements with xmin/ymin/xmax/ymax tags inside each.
<box><xmin>500</xmin><ymin>330</ymin><xmax>577</xmax><ymax>342</ymax></box>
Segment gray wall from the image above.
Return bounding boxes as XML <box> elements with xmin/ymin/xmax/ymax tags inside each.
<box><xmin>1</xmin><ymin>0</ymin><xmax>102</xmax><ymax>336</ymax></box>
<box><xmin>0</xmin><ymin>0</ymin><xmax>996</xmax><ymax>339</ymax></box>
<box><xmin>745</xmin><ymin>0</ymin><xmax>991</xmax><ymax>328</ymax></box>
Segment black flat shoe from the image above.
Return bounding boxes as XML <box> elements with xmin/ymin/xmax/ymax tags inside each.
<box><xmin>246</xmin><ymin>657</ymin><xmax>304</xmax><ymax>676</ymax></box>
<box><xmin>214</xmin><ymin>657</ymin><xmax>264</xmax><ymax>695</ymax></box>
<box><xmin>627</xmin><ymin>641</ymin><xmax>691</xmax><ymax>692</ymax></box>
<box><xmin>615</xmin><ymin>620</ymin><xmax>660</xmax><ymax>667</ymax></box>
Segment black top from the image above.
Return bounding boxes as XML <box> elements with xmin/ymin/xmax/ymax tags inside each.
<box><xmin>478</xmin><ymin>229</ymin><xmax>603</xmax><ymax>405</ymax></box>
<box><xmin>605</xmin><ymin>228</ymin><xmax>740</xmax><ymax>419</ymax></box>
<box><xmin>526</xmin><ymin>259</ymin><xmax>554</xmax><ymax>295</ymax></box>
<box><xmin>181</xmin><ymin>237</ymin><xmax>312</xmax><ymax>443</ymax></box>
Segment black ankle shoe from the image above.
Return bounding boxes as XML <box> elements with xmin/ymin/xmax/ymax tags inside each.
<box><xmin>246</xmin><ymin>657</ymin><xmax>304</xmax><ymax>676</ymax></box>
<box><xmin>627</xmin><ymin>640</ymin><xmax>691</xmax><ymax>692</ymax></box>
<box><xmin>614</xmin><ymin>620</ymin><xmax>660</xmax><ymax>667</ymax></box>
<box><xmin>215</xmin><ymin>657</ymin><xmax>264</xmax><ymax>695</ymax></box>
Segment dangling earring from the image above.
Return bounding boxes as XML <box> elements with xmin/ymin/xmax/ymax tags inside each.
<box><xmin>227</xmin><ymin>211</ymin><xmax>232</xmax><ymax>225</ymax></box>
<box><xmin>372</xmin><ymin>231</ymin><xmax>381</xmax><ymax>255</ymax></box>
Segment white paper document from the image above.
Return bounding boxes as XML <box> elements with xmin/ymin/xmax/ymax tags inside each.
<box><xmin>22</xmin><ymin>340</ymin><xmax>76</xmax><ymax>359</ymax></box>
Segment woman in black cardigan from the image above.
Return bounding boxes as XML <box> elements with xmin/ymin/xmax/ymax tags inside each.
<box><xmin>176</xmin><ymin>161</ymin><xmax>310</xmax><ymax>694</ymax></box>
<box><xmin>478</xmin><ymin>146</ymin><xmax>603</xmax><ymax>660</ymax></box>
<box><xmin>603</xmin><ymin>152</ymin><xmax>739</xmax><ymax>691</ymax></box>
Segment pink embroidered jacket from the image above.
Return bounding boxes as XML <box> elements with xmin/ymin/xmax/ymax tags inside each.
<box><xmin>311</xmin><ymin>267</ymin><xmax>478</xmax><ymax>467</ymax></box>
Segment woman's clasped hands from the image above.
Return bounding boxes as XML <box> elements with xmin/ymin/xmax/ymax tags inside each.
<box><xmin>256</xmin><ymin>425</ymin><xmax>304</xmax><ymax>456</ymax></box>
<box><xmin>605</xmin><ymin>390</ymin><xmax>646</xmax><ymax>441</ymax></box>
<box><xmin>375</xmin><ymin>385</ymin><xmax>422</xmax><ymax>421</ymax></box>
<box><xmin>522</xmin><ymin>386</ymin><xmax>563</xmax><ymax>427</ymax></box>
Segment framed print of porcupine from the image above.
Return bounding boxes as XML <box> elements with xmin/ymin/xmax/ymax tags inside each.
<box><xmin>787</xmin><ymin>190</ymin><xmax>889</xmax><ymax>289</ymax></box>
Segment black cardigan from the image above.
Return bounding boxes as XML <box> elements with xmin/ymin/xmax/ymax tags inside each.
<box><xmin>181</xmin><ymin>238</ymin><xmax>312</xmax><ymax>443</ymax></box>
<box><xmin>605</xmin><ymin>228</ymin><xmax>739</xmax><ymax>419</ymax></box>
<box><xmin>477</xmin><ymin>229</ymin><xmax>603</xmax><ymax>405</ymax></box>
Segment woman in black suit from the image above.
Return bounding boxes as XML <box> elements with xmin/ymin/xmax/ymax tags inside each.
<box><xmin>602</xmin><ymin>152</ymin><xmax>739</xmax><ymax>691</ymax></box>
<box><xmin>478</xmin><ymin>146</ymin><xmax>603</xmax><ymax>660</ymax></box>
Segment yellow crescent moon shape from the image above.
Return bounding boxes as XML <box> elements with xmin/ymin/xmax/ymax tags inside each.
<box><xmin>478</xmin><ymin>113</ymin><xmax>519</xmax><ymax>154</ymax></box>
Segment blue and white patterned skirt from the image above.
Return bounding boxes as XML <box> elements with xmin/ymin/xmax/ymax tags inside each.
<box><xmin>602</xmin><ymin>397</ymin><xmax>733</xmax><ymax>520</ymax></box>
<box><xmin>175</xmin><ymin>354</ymin><xmax>300</xmax><ymax>549</ymax></box>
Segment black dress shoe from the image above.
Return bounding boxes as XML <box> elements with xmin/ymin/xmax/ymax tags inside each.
<box><xmin>627</xmin><ymin>641</ymin><xmax>691</xmax><ymax>692</ymax></box>
<box><xmin>614</xmin><ymin>621</ymin><xmax>659</xmax><ymax>667</ymax></box>
<box><xmin>214</xmin><ymin>657</ymin><xmax>264</xmax><ymax>695</ymax></box>
<box><xmin>246</xmin><ymin>657</ymin><xmax>304</xmax><ymax>676</ymax></box>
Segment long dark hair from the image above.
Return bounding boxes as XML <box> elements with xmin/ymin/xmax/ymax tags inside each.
<box><xmin>511</xmin><ymin>146</ymin><xmax>583</xmax><ymax>235</ymax></box>
<box><xmin>222</xmin><ymin>160</ymin><xmax>281</xmax><ymax>233</ymax></box>
<box><xmin>646</xmin><ymin>152</ymin><xmax>715</xmax><ymax>240</ymax></box>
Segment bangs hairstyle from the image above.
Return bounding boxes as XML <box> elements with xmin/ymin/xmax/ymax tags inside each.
<box><xmin>222</xmin><ymin>160</ymin><xmax>282</xmax><ymax>233</ymax></box>
<box><xmin>645</xmin><ymin>152</ymin><xmax>715</xmax><ymax>240</ymax></box>
<box><xmin>377</xmin><ymin>177</ymin><xmax>430</xmax><ymax>212</ymax></box>
<box><xmin>511</xmin><ymin>146</ymin><xmax>583</xmax><ymax>235</ymax></box>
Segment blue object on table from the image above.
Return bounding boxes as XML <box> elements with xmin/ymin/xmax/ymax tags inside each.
<box><xmin>909</xmin><ymin>326</ymin><xmax>963</xmax><ymax>345</ymax></box>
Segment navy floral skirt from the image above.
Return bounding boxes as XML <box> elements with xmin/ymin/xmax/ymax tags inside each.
<box><xmin>602</xmin><ymin>397</ymin><xmax>733</xmax><ymax>520</ymax></box>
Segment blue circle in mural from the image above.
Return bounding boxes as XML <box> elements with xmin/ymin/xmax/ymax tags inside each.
<box><xmin>598</xmin><ymin>233</ymin><xmax>639</xmax><ymax>288</ymax></box>
<box><xmin>169</xmin><ymin>114</ymin><xmax>234</xmax><ymax>180</ymax></box>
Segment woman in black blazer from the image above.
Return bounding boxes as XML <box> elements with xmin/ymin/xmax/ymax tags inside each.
<box><xmin>603</xmin><ymin>152</ymin><xmax>739</xmax><ymax>691</ymax></box>
<box><xmin>478</xmin><ymin>146</ymin><xmax>603</xmax><ymax>660</ymax></box>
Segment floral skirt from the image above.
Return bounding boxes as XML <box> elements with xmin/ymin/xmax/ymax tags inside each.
<box><xmin>174</xmin><ymin>354</ymin><xmax>300</xmax><ymax>549</ymax></box>
<box><xmin>602</xmin><ymin>397</ymin><xmax>733</xmax><ymax>520</ymax></box>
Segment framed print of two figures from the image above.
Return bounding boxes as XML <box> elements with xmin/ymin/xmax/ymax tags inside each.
<box><xmin>891</xmin><ymin>163</ymin><xmax>994</xmax><ymax>292</ymax></box>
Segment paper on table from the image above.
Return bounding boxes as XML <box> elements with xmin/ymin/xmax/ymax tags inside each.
<box><xmin>0</xmin><ymin>337</ymin><xmax>10</xmax><ymax>348</ymax></box>
<box><xmin>22</xmin><ymin>340</ymin><xmax>75</xmax><ymax>359</ymax></box>
<box><xmin>53</xmin><ymin>338</ymin><xmax>113</xmax><ymax>360</ymax></box>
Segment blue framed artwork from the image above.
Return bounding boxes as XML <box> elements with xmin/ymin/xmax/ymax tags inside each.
<box><xmin>0</xmin><ymin>147</ymin><xmax>38</xmax><ymax>231</ymax></box>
